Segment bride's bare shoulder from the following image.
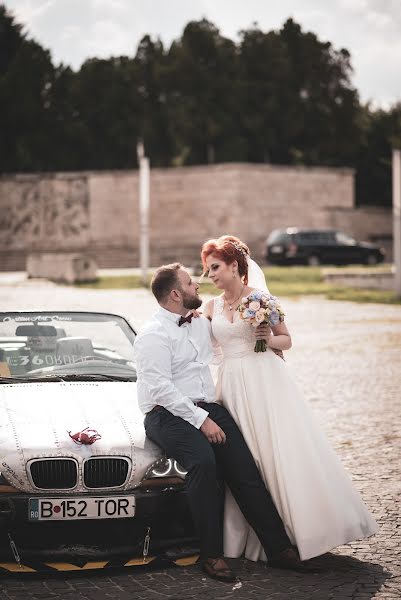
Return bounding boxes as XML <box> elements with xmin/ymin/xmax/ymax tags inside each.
<box><xmin>246</xmin><ymin>287</ymin><xmax>269</xmax><ymax>295</ymax></box>
<box><xmin>243</xmin><ymin>286</ymin><xmax>255</xmax><ymax>295</ymax></box>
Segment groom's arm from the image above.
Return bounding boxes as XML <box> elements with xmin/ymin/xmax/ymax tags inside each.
<box><xmin>134</xmin><ymin>330</ymin><xmax>208</xmax><ymax>429</ymax></box>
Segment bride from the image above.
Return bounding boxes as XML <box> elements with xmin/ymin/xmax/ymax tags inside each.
<box><xmin>201</xmin><ymin>234</ymin><xmax>378</xmax><ymax>562</ymax></box>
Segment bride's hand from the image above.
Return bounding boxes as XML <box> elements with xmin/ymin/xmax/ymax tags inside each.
<box><xmin>255</xmin><ymin>324</ymin><xmax>285</xmax><ymax>359</ymax></box>
<box><xmin>255</xmin><ymin>323</ymin><xmax>271</xmax><ymax>341</ymax></box>
<box><xmin>189</xmin><ymin>309</ymin><xmax>202</xmax><ymax>319</ymax></box>
<box><xmin>255</xmin><ymin>323</ymin><xmax>285</xmax><ymax>360</ymax></box>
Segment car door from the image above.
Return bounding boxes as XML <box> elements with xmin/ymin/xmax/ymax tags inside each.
<box><xmin>334</xmin><ymin>231</ymin><xmax>361</xmax><ymax>264</ymax></box>
<box><xmin>296</xmin><ymin>232</ymin><xmax>320</xmax><ymax>263</ymax></box>
<box><xmin>305</xmin><ymin>232</ymin><xmax>335</xmax><ymax>264</ymax></box>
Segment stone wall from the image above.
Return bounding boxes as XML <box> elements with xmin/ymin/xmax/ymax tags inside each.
<box><xmin>236</xmin><ymin>164</ymin><xmax>354</xmax><ymax>257</ymax></box>
<box><xmin>0</xmin><ymin>163</ymin><xmax>392</xmax><ymax>270</ymax></box>
<box><xmin>0</xmin><ymin>173</ymin><xmax>90</xmax><ymax>270</ymax></box>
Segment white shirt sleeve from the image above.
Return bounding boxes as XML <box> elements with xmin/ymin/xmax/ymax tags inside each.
<box><xmin>134</xmin><ymin>331</ymin><xmax>209</xmax><ymax>429</ymax></box>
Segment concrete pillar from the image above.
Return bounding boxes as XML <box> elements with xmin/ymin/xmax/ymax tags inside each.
<box><xmin>393</xmin><ymin>149</ymin><xmax>401</xmax><ymax>297</ymax></box>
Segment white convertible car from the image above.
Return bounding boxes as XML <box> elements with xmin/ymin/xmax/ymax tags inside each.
<box><xmin>0</xmin><ymin>311</ymin><xmax>196</xmax><ymax>565</ymax></box>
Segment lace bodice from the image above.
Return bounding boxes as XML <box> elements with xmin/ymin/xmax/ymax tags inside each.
<box><xmin>211</xmin><ymin>296</ymin><xmax>256</xmax><ymax>358</ymax></box>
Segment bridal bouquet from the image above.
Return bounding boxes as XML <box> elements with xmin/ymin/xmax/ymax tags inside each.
<box><xmin>238</xmin><ymin>291</ymin><xmax>285</xmax><ymax>352</ymax></box>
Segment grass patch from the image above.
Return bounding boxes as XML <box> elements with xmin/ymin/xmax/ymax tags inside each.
<box><xmin>72</xmin><ymin>265</ymin><xmax>401</xmax><ymax>305</ymax></box>
<box><xmin>327</xmin><ymin>287</ymin><xmax>401</xmax><ymax>304</ymax></box>
<box><xmin>75</xmin><ymin>276</ymin><xmax>148</xmax><ymax>289</ymax></box>
<box><xmin>263</xmin><ymin>266</ymin><xmax>324</xmax><ymax>283</ymax></box>
<box><xmin>261</xmin><ymin>266</ymin><xmax>329</xmax><ymax>296</ymax></box>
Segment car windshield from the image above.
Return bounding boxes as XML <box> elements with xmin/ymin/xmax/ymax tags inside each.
<box><xmin>0</xmin><ymin>312</ymin><xmax>136</xmax><ymax>382</ymax></box>
<box><xmin>267</xmin><ymin>230</ymin><xmax>291</xmax><ymax>244</ymax></box>
<box><xmin>335</xmin><ymin>231</ymin><xmax>356</xmax><ymax>245</ymax></box>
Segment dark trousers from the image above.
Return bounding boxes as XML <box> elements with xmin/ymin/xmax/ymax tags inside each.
<box><xmin>144</xmin><ymin>402</ymin><xmax>291</xmax><ymax>560</ymax></box>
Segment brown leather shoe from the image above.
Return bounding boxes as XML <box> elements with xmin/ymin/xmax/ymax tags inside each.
<box><xmin>202</xmin><ymin>557</ymin><xmax>237</xmax><ymax>583</ymax></box>
<box><xmin>268</xmin><ymin>548</ymin><xmax>317</xmax><ymax>573</ymax></box>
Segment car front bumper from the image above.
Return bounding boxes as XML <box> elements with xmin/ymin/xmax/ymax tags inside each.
<box><xmin>0</xmin><ymin>486</ymin><xmax>198</xmax><ymax>561</ymax></box>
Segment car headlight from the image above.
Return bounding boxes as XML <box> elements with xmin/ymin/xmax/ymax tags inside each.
<box><xmin>173</xmin><ymin>461</ymin><xmax>187</xmax><ymax>476</ymax></box>
<box><xmin>139</xmin><ymin>457</ymin><xmax>187</xmax><ymax>490</ymax></box>
<box><xmin>150</xmin><ymin>458</ymin><xmax>173</xmax><ymax>478</ymax></box>
<box><xmin>143</xmin><ymin>457</ymin><xmax>187</xmax><ymax>483</ymax></box>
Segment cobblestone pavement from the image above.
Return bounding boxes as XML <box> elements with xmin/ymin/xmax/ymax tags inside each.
<box><xmin>0</xmin><ymin>281</ymin><xmax>400</xmax><ymax>599</ymax></box>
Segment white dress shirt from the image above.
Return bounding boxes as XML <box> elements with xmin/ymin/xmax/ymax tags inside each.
<box><xmin>134</xmin><ymin>307</ymin><xmax>217</xmax><ymax>428</ymax></box>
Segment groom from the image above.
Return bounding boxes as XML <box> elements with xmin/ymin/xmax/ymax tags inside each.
<box><xmin>134</xmin><ymin>263</ymin><xmax>308</xmax><ymax>582</ymax></box>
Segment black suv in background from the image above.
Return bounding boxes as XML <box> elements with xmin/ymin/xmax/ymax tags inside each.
<box><xmin>266</xmin><ymin>228</ymin><xmax>385</xmax><ymax>266</ymax></box>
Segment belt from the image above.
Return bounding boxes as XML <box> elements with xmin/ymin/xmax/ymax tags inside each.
<box><xmin>148</xmin><ymin>401</ymin><xmax>207</xmax><ymax>414</ymax></box>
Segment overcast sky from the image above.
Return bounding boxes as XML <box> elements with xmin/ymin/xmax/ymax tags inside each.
<box><xmin>4</xmin><ymin>0</ymin><xmax>401</xmax><ymax>107</ymax></box>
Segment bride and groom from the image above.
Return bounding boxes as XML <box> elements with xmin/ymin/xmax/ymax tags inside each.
<box><xmin>133</xmin><ymin>235</ymin><xmax>378</xmax><ymax>583</ymax></box>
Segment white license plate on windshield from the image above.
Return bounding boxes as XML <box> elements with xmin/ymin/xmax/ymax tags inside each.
<box><xmin>29</xmin><ymin>496</ymin><xmax>136</xmax><ymax>521</ymax></box>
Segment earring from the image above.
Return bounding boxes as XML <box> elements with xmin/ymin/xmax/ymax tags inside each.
<box><xmin>232</xmin><ymin>271</ymin><xmax>236</xmax><ymax>278</ymax></box>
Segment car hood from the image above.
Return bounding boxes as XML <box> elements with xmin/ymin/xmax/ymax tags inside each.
<box><xmin>0</xmin><ymin>381</ymin><xmax>163</xmax><ymax>493</ymax></box>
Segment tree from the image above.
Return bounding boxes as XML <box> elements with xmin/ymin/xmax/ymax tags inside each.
<box><xmin>238</xmin><ymin>26</ymin><xmax>291</xmax><ymax>163</ymax></box>
<box><xmin>43</xmin><ymin>64</ymin><xmax>92</xmax><ymax>171</ymax></box>
<box><xmin>69</xmin><ymin>56</ymin><xmax>141</xmax><ymax>169</ymax></box>
<box><xmin>355</xmin><ymin>103</ymin><xmax>401</xmax><ymax>206</ymax></box>
<box><xmin>0</xmin><ymin>4</ymin><xmax>24</xmax><ymax>75</ymax></box>
<box><xmin>134</xmin><ymin>35</ymin><xmax>176</xmax><ymax>166</ymax></box>
<box><xmin>166</xmin><ymin>19</ymin><xmax>240</xmax><ymax>164</ymax></box>
<box><xmin>0</xmin><ymin>36</ymin><xmax>55</xmax><ymax>171</ymax></box>
<box><xmin>278</xmin><ymin>18</ymin><xmax>362</xmax><ymax>167</ymax></box>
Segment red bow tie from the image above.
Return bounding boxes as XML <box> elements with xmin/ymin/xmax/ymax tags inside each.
<box><xmin>178</xmin><ymin>314</ymin><xmax>193</xmax><ymax>327</ymax></box>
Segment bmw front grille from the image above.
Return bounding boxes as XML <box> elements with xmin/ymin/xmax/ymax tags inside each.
<box><xmin>29</xmin><ymin>458</ymin><xmax>78</xmax><ymax>490</ymax></box>
<box><xmin>83</xmin><ymin>457</ymin><xmax>130</xmax><ymax>489</ymax></box>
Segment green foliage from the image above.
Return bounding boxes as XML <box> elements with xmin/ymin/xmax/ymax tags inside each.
<box><xmin>274</xmin><ymin>19</ymin><xmax>361</xmax><ymax>167</ymax></box>
<box><xmin>355</xmin><ymin>103</ymin><xmax>401</xmax><ymax>206</ymax></box>
<box><xmin>0</xmin><ymin>5</ymin><xmax>400</xmax><ymax>206</ymax></box>
<box><xmin>0</xmin><ymin>38</ymin><xmax>55</xmax><ymax>171</ymax></box>
<box><xmin>0</xmin><ymin>4</ymin><xmax>24</xmax><ymax>75</ymax></box>
<box><xmin>263</xmin><ymin>266</ymin><xmax>324</xmax><ymax>283</ymax></box>
<box><xmin>167</xmin><ymin>19</ymin><xmax>240</xmax><ymax>164</ymax></box>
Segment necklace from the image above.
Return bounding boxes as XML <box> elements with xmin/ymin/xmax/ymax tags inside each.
<box><xmin>223</xmin><ymin>285</ymin><xmax>245</xmax><ymax>311</ymax></box>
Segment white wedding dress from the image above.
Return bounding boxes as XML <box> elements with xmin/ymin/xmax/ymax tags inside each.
<box><xmin>211</xmin><ymin>295</ymin><xmax>378</xmax><ymax>561</ymax></box>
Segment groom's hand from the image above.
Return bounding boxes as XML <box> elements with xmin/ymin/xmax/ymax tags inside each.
<box><xmin>200</xmin><ymin>417</ymin><xmax>226</xmax><ymax>444</ymax></box>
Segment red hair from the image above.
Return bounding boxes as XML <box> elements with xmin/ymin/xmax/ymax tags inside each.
<box><xmin>201</xmin><ymin>235</ymin><xmax>250</xmax><ymax>285</ymax></box>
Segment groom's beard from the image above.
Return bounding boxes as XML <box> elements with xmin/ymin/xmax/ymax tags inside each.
<box><xmin>182</xmin><ymin>291</ymin><xmax>202</xmax><ymax>311</ymax></box>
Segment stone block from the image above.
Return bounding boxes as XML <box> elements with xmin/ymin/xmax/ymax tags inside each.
<box><xmin>323</xmin><ymin>268</ymin><xmax>395</xmax><ymax>290</ymax></box>
<box><xmin>26</xmin><ymin>252</ymin><xmax>97</xmax><ymax>283</ymax></box>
